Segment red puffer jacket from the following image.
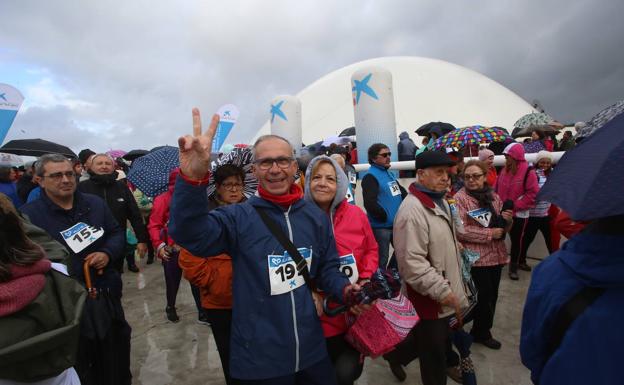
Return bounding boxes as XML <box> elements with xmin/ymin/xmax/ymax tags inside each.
<box><xmin>147</xmin><ymin>169</ymin><xmax>178</xmax><ymax>250</ymax></box>
<box><xmin>321</xmin><ymin>200</ymin><xmax>379</xmax><ymax>337</ymax></box>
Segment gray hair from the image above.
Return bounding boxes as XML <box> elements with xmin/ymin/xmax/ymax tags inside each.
<box><xmin>92</xmin><ymin>153</ymin><xmax>115</xmax><ymax>163</ymax></box>
<box><xmin>35</xmin><ymin>154</ymin><xmax>71</xmax><ymax>177</ymax></box>
<box><xmin>251</xmin><ymin>135</ymin><xmax>293</xmax><ymax>160</ymax></box>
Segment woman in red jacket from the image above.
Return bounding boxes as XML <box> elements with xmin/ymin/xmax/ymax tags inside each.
<box><xmin>304</xmin><ymin>155</ymin><xmax>378</xmax><ymax>385</ymax></box>
<box><xmin>148</xmin><ymin>169</ymin><xmax>204</xmax><ymax>323</ymax></box>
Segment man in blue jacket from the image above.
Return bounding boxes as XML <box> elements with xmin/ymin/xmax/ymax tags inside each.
<box><xmin>170</xmin><ymin>109</ymin><xmax>357</xmax><ymax>384</ymax></box>
<box><xmin>361</xmin><ymin>143</ymin><xmax>406</xmax><ymax>269</ymax></box>
<box><xmin>20</xmin><ymin>153</ymin><xmax>131</xmax><ymax>385</ymax></box>
<box><xmin>520</xmin><ymin>215</ymin><xmax>624</xmax><ymax>385</ymax></box>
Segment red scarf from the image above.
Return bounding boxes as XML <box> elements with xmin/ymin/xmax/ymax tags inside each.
<box><xmin>258</xmin><ymin>183</ymin><xmax>303</xmax><ymax>208</ymax></box>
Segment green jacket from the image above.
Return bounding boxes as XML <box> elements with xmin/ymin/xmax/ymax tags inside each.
<box><xmin>0</xmin><ymin>270</ymin><xmax>86</xmax><ymax>382</ymax></box>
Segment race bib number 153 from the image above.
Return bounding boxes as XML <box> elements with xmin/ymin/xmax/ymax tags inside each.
<box><xmin>60</xmin><ymin>222</ymin><xmax>104</xmax><ymax>254</ymax></box>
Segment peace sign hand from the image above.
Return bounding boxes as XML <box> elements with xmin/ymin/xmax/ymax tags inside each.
<box><xmin>178</xmin><ymin>108</ymin><xmax>219</xmax><ymax>180</ymax></box>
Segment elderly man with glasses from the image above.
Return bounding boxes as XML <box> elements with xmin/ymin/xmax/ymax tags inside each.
<box><xmin>20</xmin><ymin>153</ymin><xmax>132</xmax><ymax>385</ymax></box>
<box><xmin>361</xmin><ymin>143</ymin><xmax>407</xmax><ymax>269</ymax></box>
<box><xmin>168</xmin><ymin>109</ymin><xmax>362</xmax><ymax>385</ymax></box>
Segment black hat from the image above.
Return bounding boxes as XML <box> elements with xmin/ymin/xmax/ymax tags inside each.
<box><xmin>415</xmin><ymin>151</ymin><xmax>456</xmax><ymax>171</ymax></box>
<box><xmin>78</xmin><ymin>149</ymin><xmax>96</xmax><ymax>165</ymax></box>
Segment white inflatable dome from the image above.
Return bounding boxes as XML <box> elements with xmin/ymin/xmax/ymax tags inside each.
<box><xmin>256</xmin><ymin>56</ymin><xmax>536</xmax><ymax>144</ymax></box>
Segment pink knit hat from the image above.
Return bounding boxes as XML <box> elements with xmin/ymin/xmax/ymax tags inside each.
<box><xmin>478</xmin><ymin>149</ymin><xmax>494</xmax><ymax>161</ymax></box>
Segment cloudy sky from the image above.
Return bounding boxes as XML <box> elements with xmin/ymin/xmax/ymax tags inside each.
<box><xmin>1</xmin><ymin>0</ymin><xmax>623</xmax><ymax>154</ymax></box>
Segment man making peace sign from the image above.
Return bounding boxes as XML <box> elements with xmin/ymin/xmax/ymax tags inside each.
<box><xmin>169</xmin><ymin>109</ymin><xmax>357</xmax><ymax>384</ymax></box>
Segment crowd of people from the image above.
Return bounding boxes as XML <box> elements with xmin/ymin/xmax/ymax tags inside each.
<box><xmin>0</xmin><ymin>107</ymin><xmax>619</xmax><ymax>385</ymax></box>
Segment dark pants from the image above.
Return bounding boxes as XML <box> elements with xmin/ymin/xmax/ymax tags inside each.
<box><xmin>522</xmin><ymin>216</ymin><xmax>553</xmax><ymax>258</ymax></box>
<box><xmin>325</xmin><ymin>334</ymin><xmax>363</xmax><ymax>385</ymax></box>
<box><xmin>233</xmin><ymin>355</ymin><xmax>337</xmax><ymax>385</ymax></box>
<box><xmin>372</xmin><ymin>227</ymin><xmax>397</xmax><ymax>269</ymax></box>
<box><xmin>470</xmin><ymin>265</ymin><xmax>503</xmax><ymax>340</ymax></box>
<box><xmin>509</xmin><ymin>217</ymin><xmax>530</xmax><ymax>273</ymax></box>
<box><xmin>204</xmin><ymin>308</ymin><xmax>233</xmax><ymax>385</ymax></box>
<box><xmin>416</xmin><ymin>318</ymin><xmax>452</xmax><ymax>385</ymax></box>
<box><xmin>162</xmin><ymin>251</ymin><xmax>202</xmax><ymax>312</ymax></box>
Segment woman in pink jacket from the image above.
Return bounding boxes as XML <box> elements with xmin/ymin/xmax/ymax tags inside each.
<box><xmin>455</xmin><ymin>160</ymin><xmax>513</xmax><ymax>350</ymax></box>
<box><xmin>495</xmin><ymin>143</ymin><xmax>539</xmax><ymax>280</ymax></box>
<box><xmin>148</xmin><ymin>169</ymin><xmax>204</xmax><ymax>323</ymax></box>
<box><xmin>304</xmin><ymin>155</ymin><xmax>378</xmax><ymax>385</ymax></box>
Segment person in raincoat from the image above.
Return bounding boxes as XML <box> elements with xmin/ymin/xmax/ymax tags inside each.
<box><xmin>303</xmin><ymin>155</ymin><xmax>378</xmax><ymax>385</ymax></box>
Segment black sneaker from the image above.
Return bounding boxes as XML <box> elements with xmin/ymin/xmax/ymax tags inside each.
<box><xmin>166</xmin><ymin>306</ymin><xmax>179</xmax><ymax>323</ymax></box>
<box><xmin>197</xmin><ymin>313</ymin><xmax>210</xmax><ymax>326</ymax></box>
<box><xmin>127</xmin><ymin>264</ymin><xmax>140</xmax><ymax>273</ymax></box>
<box><xmin>474</xmin><ymin>337</ymin><xmax>502</xmax><ymax>350</ymax></box>
<box><xmin>518</xmin><ymin>263</ymin><xmax>532</xmax><ymax>271</ymax></box>
<box><xmin>389</xmin><ymin>361</ymin><xmax>406</xmax><ymax>382</ymax></box>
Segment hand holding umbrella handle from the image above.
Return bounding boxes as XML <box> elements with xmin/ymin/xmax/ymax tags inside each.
<box><xmin>83</xmin><ymin>259</ymin><xmax>102</xmax><ymax>299</ymax></box>
<box><xmin>178</xmin><ymin>108</ymin><xmax>219</xmax><ymax>180</ymax></box>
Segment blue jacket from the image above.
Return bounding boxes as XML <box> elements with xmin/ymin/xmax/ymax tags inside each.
<box><xmin>169</xmin><ymin>177</ymin><xmax>350</xmax><ymax>380</ymax></box>
<box><xmin>520</xmin><ymin>232</ymin><xmax>624</xmax><ymax>385</ymax></box>
<box><xmin>0</xmin><ymin>181</ymin><xmax>23</xmax><ymax>208</ymax></box>
<box><xmin>362</xmin><ymin>164</ymin><xmax>403</xmax><ymax>228</ymax></box>
<box><xmin>20</xmin><ymin>190</ymin><xmax>125</xmax><ymax>296</ymax></box>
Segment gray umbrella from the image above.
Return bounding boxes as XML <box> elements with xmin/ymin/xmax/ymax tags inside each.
<box><xmin>575</xmin><ymin>100</ymin><xmax>624</xmax><ymax>140</ymax></box>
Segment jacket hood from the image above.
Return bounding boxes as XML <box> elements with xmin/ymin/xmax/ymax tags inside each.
<box><xmin>558</xmin><ymin>232</ymin><xmax>624</xmax><ymax>287</ymax></box>
<box><xmin>399</xmin><ymin>131</ymin><xmax>409</xmax><ymax>140</ymax></box>
<box><xmin>503</xmin><ymin>142</ymin><xmax>526</xmax><ymax>162</ymax></box>
<box><xmin>303</xmin><ymin>155</ymin><xmax>348</xmax><ymax>213</ymax></box>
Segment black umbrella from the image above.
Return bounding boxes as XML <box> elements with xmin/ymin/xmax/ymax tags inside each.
<box><xmin>0</xmin><ymin>138</ymin><xmax>77</xmax><ymax>158</ymax></box>
<box><xmin>416</xmin><ymin>122</ymin><xmax>456</xmax><ymax>137</ymax></box>
<box><xmin>338</xmin><ymin>127</ymin><xmax>355</xmax><ymax>137</ymax></box>
<box><xmin>538</xmin><ymin>112</ymin><xmax>624</xmax><ymax>220</ymax></box>
<box><xmin>122</xmin><ymin>149</ymin><xmax>149</xmax><ymax>161</ymax></box>
<box><xmin>511</xmin><ymin>124</ymin><xmax>559</xmax><ymax>138</ymax></box>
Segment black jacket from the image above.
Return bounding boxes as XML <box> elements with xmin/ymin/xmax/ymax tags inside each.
<box><xmin>20</xmin><ymin>191</ymin><xmax>125</xmax><ymax>295</ymax></box>
<box><xmin>78</xmin><ymin>172</ymin><xmax>148</xmax><ymax>243</ymax></box>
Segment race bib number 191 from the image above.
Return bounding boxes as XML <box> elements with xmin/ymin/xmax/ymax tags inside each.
<box><xmin>268</xmin><ymin>248</ymin><xmax>312</xmax><ymax>296</ymax></box>
<box><xmin>60</xmin><ymin>222</ymin><xmax>104</xmax><ymax>254</ymax></box>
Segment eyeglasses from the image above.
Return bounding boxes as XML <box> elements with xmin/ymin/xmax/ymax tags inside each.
<box><xmin>253</xmin><ymin>157</ymin><xmax>294</xmax><ymax>171</ymax></box>
<box><xmin>377</xmin><ymin>152</ymin><xmax>392</xmax><ymax>158</ymax></box>
<box><xmin>463</xmin><ymin>173</ymin><xmax>485</xmax><ymax>181</ymax></box>
<box><xmin>221</xmin><ymin>183</ymin><xmax>244</xmax><ymax>191</ymax></box>
<box><xmin>42</xmin><ymin>171</ymin><xmax>76</xmax><ymax>181</ymax></box>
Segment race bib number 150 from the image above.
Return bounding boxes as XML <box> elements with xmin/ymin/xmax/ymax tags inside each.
<box><xmin>60</xmin><ymin>222</ymin><xmax>104</xmax><ymax>254</ymax></box>
<box><xmin>268</xmin><ymin>248</ymin><xmax>312</xmax><ymax>296</ymax></box>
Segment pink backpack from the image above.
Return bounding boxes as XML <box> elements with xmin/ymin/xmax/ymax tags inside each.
<box><xmin>345</xmin><ymin>294</ymin><xmax>419</xmax><ymax>358</ymax></box>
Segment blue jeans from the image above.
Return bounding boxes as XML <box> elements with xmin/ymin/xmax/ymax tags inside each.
<box><xmin>372</xmin><ymin>227</ymin><xmax>396</xmax><ymax>269</ymax></box>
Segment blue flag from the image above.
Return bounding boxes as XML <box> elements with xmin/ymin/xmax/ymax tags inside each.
<box><xmin>0</xmin><ymin>84</ymin><xmax>24</xmax><ymax>145</ymax></box>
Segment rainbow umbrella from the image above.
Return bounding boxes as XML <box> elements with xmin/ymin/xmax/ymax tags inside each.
<box><xmin>429</xmin><ymin>125</ymin><xmax>513</xmax><ymax>152</ymax></box>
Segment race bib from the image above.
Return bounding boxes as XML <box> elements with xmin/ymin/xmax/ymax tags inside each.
<box><xmin>348</xmin><ymin>172</ymin><xmax>357</xmax><ymax>185</ymax></box>
<box><xmin>345</xmin><ymin>185</ymin><xmax>355</xmax><ymax>204</ymax></box>
<box><xmin>268</xmin><ymin>248</ymin><xmax>312</xmax><ymax>296</ymax></box>
<box><xmin>339</xmin><ymin>253</ymin><xmax>359</xmax><ymax>284</ymax></box>
<box><xmin>388</xmin><ymin>181</ymin><xmax>401</xmax><ymax>197</ymax></box>
<box><xmin>467</xmin><ymin>208</ymin><xmax>492</xmax><ymax>227</ymax></box>
<box><xmin>60</xmin><ymin>222</ymin><xmax>104</xmax><ymax>254</ymax></box>
<box><xmin>515</xmin><ymin>209</ymin><xmax>530</xmax><ymax>219</ymax></box>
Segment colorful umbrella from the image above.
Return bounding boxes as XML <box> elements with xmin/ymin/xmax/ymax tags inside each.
<box><xmin>514</xmin><ymin>112</ymin><xmax>555</xmax><ymax>129</ymax></box>
<box><xmin>127</xmin><ymin>146</ymin><xmax>179</xmax><ymax>197</ymax></box>
<box><xmin>575</xmin><ymin>100</ymin><xmax>624</xmax><ymax>140</ymax></box>
<box><xmin>106</xmin><ymin>149</ymin><xmax>127</xmax><ymax>159</ymax></box>
<box><xmin>429</xmin><ymin>125</ymin><xmax>513</xmax><ymax>151</ymax></box>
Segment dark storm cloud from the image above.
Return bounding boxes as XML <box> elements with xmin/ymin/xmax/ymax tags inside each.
<box><xmin>0</xmin><ymin>0</ymin><xmax>622</xmax><ymax>152</ymax></box>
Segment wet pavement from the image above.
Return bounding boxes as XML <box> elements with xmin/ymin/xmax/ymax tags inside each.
<box><xmin>122</xmin><ymin>250</ymin><xmax>549</xmax><ymax>385</ymax></box>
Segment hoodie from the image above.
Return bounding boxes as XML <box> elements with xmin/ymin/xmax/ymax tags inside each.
<box><xmin>398</xmin><ymin>131</ymin><xmax>418</xmax><ymax>160</ymax></box>
<box><xmin>520</xmin><ymin>231</ymin><xmax>624</xmax><ymax>384</ymax></box>
<box><xmin>304</xmin><ymin>156</ymin><xmax>379</xmax><ymax>337</ymax></box>
<box><xmin>496</xmin><ymin>143</ymin><xmax>539</xmax><ymax>215</ymax></box>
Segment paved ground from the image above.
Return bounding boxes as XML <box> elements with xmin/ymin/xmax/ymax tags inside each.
<box><xmin>122</xmin><ymin>246</ymin><xmax>550</xmax><ymax>385</ymax></box>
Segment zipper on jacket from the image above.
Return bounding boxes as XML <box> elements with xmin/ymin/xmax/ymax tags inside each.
<box><xmin>284</xmin><ymin>206</ymin><xmax>300</xmax><ymax>373</ymax></box>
